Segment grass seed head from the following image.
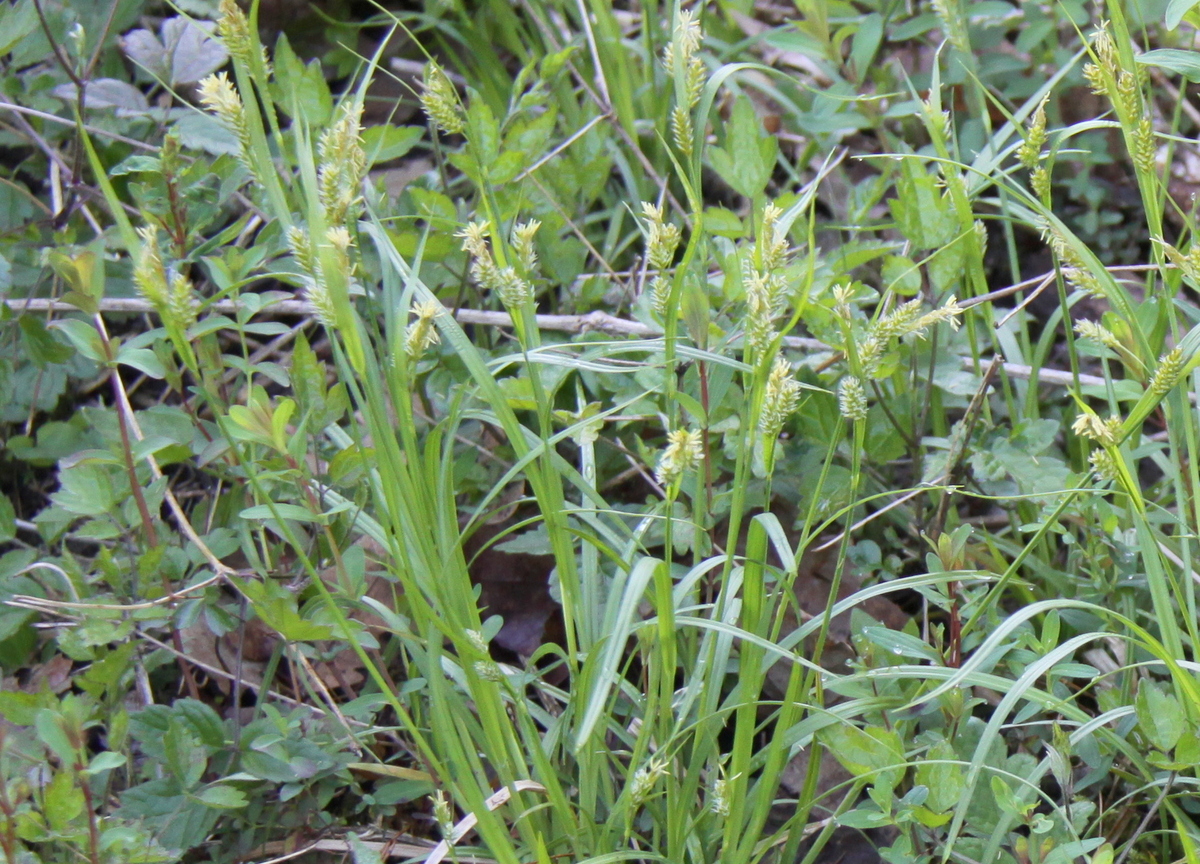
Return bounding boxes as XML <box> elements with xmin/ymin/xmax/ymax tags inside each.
<box><xmin>318</xmin><ymin>102</ymin><xmax>367</xmax><ymax>225</ymax></box>
<box><xmin>217</xmin><ymin>0</ymin><xmax>268</xmax><ymax>72</ymax></box>
<box><xmin>1075</xmin><ymin>319</ymin><xmax>1120</xmax><ymax>350</ymax></box>
<box><xmin>404</xmin><ymin>300</ymin><xmax>442</xmax><ymax>360</ymax></box>
<box><xmin>134</xmin><ymin>227</ymin><xmax>170</xmax><ymax>311</ymax></box>
<box><xmin>1089</xmin><ymin>449</ymin><xmax>1119</xmax><ymax>482</ymax></box>
<box><xmin>760</xmin><ymin>357</ymin><xmax>801</xmax><ymax>439</ymax></box>
<box><xmin>421</xmin><ymin>62</ymin><xmax>465</xmax><ymax>135</ymax></box>
<box><xmin>1072</xmin><ymin>412</ymin><xmax>1121</xmax><ymax>447</ymax></box>
<box><xmin>1149</xmin><ymin>346</ymin><xmax>1185</xmax><ymax>396</ymax></box>
<box><xmin>656</xmin><ymin>428</ymin><xmax>703</xmax><ymax>486</ymax></box>
<box><xmin>197</xmin><ymin>72</ymin><xmax>250</xmax><ymax>159</ymax></box>
<box><xmin>1017</xmin><ymin>99</ymin><xmax>1048</xmax><ymax>170</ymax></box>
<box><xmin>512</xmin><ymin>220</ymin><xmax>541</xmax><ymax>273</ymax></box>
<box><xmin>838</xmin><ymin>375</ymin><xmax>868</xmax><ymax>422</ymax></box>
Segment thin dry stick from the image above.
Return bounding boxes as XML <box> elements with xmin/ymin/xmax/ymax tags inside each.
<box><xmin>525</xmin><ymin>171</ymin><xmax>623</xmax><ymax>280</ymax></box>
<box><xmin>6</xmin><ymin>297</ymin><xmax>1119</xmax><ymax>390</ymax></box>
<box><xmin>92</xmin><ymin>314</ymin><xmax>236</xmax><ymax>577</ymax></box>
<box><xmin>246</xmin><ymin>837</ymin><xmax>492</xmax><ymax>864</ymax></box>
<box><xmin>0</xmin><ymin>97</ymin><xmax>158</xmax><ymax>150</ymax></box>
<box><xmin>136</xmin><ymin>632</ymin><xmax>349</xmax><ymax>719</ymax></box>
<box><xmin>6</xmin><ymin>572</ymin><xmax>224</xmax><ymax>613</ymax></box>
<box><xmin>513</xmin><ymin>113</ymin><xmax>607</xmax><ymax>182</ymax></box>
<box><xmin>574</xmin><ymin>0</ymin><xmax>613</xmax><ymax>114</ymax></box>
<box><xmin>288</xmin><ymin>645</ymin><xmax>365</xmax><ymax>756</ymax></box>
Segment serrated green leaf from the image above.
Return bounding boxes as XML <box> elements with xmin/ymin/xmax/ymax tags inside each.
<box><xmin>195</xmin><ymin>784</ymin><xmax>248</xmax><ymax>809</ymax></box>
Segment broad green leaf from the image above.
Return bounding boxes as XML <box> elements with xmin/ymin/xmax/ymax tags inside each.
<box><xmin>84</xmin><ymin>750</ymin><xmax>128</xmax><ymax>775</ymax></box>
<box><xmin>1136</xmin><ymin>678</ymin><xmax>1184</xmax><ymax>751</ymax></box>
<box><xmin>117</xmin><ymin>346</ymin><xmax>166</xmax><ymax>379</ymax></box>
<box><xmin>1137</xmin><ymin>48</ymin><xmax>1200</xmax><ymax>82</ymax></box>
<box><xmin>820</xmin><ymin>724</ymin><xmax>906</xmax><ymax>792</ymax></box>
<box><xmin>915</xmin><ymin>740</ymin><xmax>964</xmax><ymax>813</ymax></box>
<box><xmin>49</xmin><ymin>318</ymin><xmax>106</xmax><ymax>363</ymax></box>
<box><xmin>361</xmin><ymin>125</ymin><xmax>422</xmax><ymax>165</ymax></box>
<box><xmin>0</xmin><ymin>0</ymin><xmax>39</xmax><ymax>57</ymax></box>
<box><xmin>1167</xmin><ymin>0</ymin><xmax>1200</xmax><ymax>28</ymax></box>
<box><xmin>19</xmin><ymin>315</ymin><xmax>73</xmax><ymax>366</ymax></box>
<box><xmin>44</xmin><ymin>770</ymin><xmax>85</xmax><ymax>832</ymax></box>
<box><xmin>195</xmin><ymin>784</ymin><xmax>248</xmax><ymax>809</ymax></box>
<box><xmin>708</xmin><ymin>97</ymin><xmax>777</xmax><ymax>200</ymax></box>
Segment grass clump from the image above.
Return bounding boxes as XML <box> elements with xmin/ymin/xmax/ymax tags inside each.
<box><xmin>4</xmin><ymin>1</ymin><xmax>1200</xmax><ymax>863</ymax></box>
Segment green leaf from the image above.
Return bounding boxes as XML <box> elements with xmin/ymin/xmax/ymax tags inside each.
<box><xmin>888</xmin><ymin>161</ymin><xmax>955</xmax><ymax>249</ymax></box>
<box><xmin>118</xmin><ymin>778</ymin><xmax>219</xmax><ymax>854</ymax></box>
<box><xmin>849</xmin><ymin>13</ymin><xmax>884</xmax><ymax>80</ymax></box>
<box><xmin>240</xmin><ymin>502</ymin><xmax>324</xmax><ymax>523</ymax></box>
<box><xmin>1136</xmin><ymin>678</ymin><xmax>1184</xmax><ymax>751</ymax></box>
<box><xmin>0</xmin><ymin>1</ymin><xmax>39</xmax><ymax>57</ymax></box>
<box><xmin>271</xmin><ymin>33</ymin><xmax>331</xmax><ymax>124</ymax></box>
<box><xmin>84</xmin><ymin>750</ymin><xmax>128</xmax><ymax>775</ymax></box>
<box><xmin>44</xmin><ymin>770</ymin><xmax>85</xmax><ymax>832</ymax></box>
<box><xmin>882</xmin><ymin>255</ymin><xmax>921</xmax><ymax>296</ymax></box>
<box><xmin>173</xmin><ymin>112</ymin><xmax>240</xmax><ymax>156</ymax></box>
<box><xmin>820</xmin><ymin>724</ymin><xmax>906</xmax><ymax>793</ymax></box>
<box><xmin>36</xmin><ymin>708</ymin><xmax>79</xmax><ymax>764</ymax></box>
<box><xmin>1176</xmin><ymin>726</ymin><xmax>1200</xmax><ymax>767</ymax></box>
<box><xmin>163</xmin><ymin>716</ymin><xmax>206</xmax><ymax>788</ymax></box>
<box><xmin>349</xmin><ymin>833</ymin><xmax>384</xmax><ymax>864</ymax></box>
<box><xmin>990</xmin><ymin>774</ymin><xmax>1032</xmax><ymax>818</ymax></box>
<box><xmin>1137</xmin><ymin>48</ymin><xmax>1200</xmax><ymax>82</ymax></box>
<box><xmin>708</xmin><ymin>98</ymin><xmax>777</xmax><ymax>200</ymax></box>
<box><xmin>0</xmin><ymin>494</ymin><xmax>13</xmax><ymax>543</ymax></box>
<box><xmin>361</xmin><ymin>125</ymin><xmax>422</xmax><ymax>165</ymax></box>
<box><xmin>703</xmin><ymin>206</ymin><xmax>744</xmax><ymax>238</ymax></box>
<box><xmin>861</xmin><ymin>626</ymin><xmax>941</xmax><ymax>663</ymax></box>
<box><xmin>238</xmin><ymin>577</ymin><xmax>335</xmax><ymax>642</ymax></box>
<box><xmin>116</xmin><ymin>346</ymin><xmax>166</xmax><ymax>379</ymax></box>
<box><xmin>195</xmin><ymin>784</ymin><xmax>248</xmax><ymax>809</ymax></box>
<box><xmin>49</xmin><ymin>318</ymin><xmax>106</xmax><ymax>363</ymax></box>
<box><xmin>19</xmin><ymin>315</ymin><xmax>73</xmax><ymax>366</ymax></box>
<box><xmin>915</xmin><ymin>740</ymin><xmax>963</xmax><ymax>813</ymax></box>
<box><xmin>1166</xmin><ymin>0</ymin><xmax>1200</xmax><ymax>31</ymax></box>
<box><xmin>465</xmin><ymin>91</ymin><xmax>500</xmax><ymax>164</ymax></box>
<box><xmin>51</xmin><ymin>462</ymin><xmax>117</xmax><ymax>517</ymax></box>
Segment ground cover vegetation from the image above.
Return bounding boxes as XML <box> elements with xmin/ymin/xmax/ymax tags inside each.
<box><xmin>6</xmin><ymin>0</ymin><xmax>1200</xmax><ymax>861</ymax></box>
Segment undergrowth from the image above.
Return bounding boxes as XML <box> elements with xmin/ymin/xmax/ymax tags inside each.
<box><xmin>4</xmin><ymin>0</ymin><xmax>1200</xmax><ymax>863</ymax></box>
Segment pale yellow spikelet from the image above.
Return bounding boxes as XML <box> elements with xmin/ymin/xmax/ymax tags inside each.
<box><xmin>197</xmin><ymin>72</ymin><xmax>251</xmax><ymax>160</ymax></box>
<box><xmin>1074</xmin><ymin>319</ymin><xmax>1120</xmax><ymax>350</ymax></box>
<box><xmin>404</xmin><ymin>299</ymin><xmax>442</xmax><ymax>360</ymax></box>
<box><xmin>1017</xmin><ymin>98</ymin><xmax>1048</xmax><ymax>171</ymax></box>
<box><xmin>1161</xmin><ymin>240</ymin><xmax>1200</xmax><ymax>282</ymax></box>
<box><xmin>629</xmin><ymin>757</ymin><xmax>669</xmax><ymax>808</ymax></box>
<box><xmin>758</xmin><ymin>203</ymin><xmax>788</xmax><ymax>272</ymax></box>
<box><xmin>167</xmin><ymin>271</ymin><xmax>199</xmax><ymax>330</ymax></box>
<box><xmin>838</xmin><ymin>375</ymin><xmax>868</xmax><ymax>422</ymax></box>
<box><xmin>133</xmin><ymin>226</ymin><xmax>168</xmax><ymax>309</ymax></box>
<box><xmin>1072</xmin><ymin>411</ymin><xmax>1121</xmax><ymax>447</ymax></box>
<box><xmin>512</xmin><ymin>220</ymin><xmax>541</xmax><ymax>273</ymax></box>
<box><xmin>1149</xmin><ymin>346</ymin><xmax>1185</xmax><ymax>396</ymax></box>
<box><xmin>421</xmin><ymin>62</ymin><xmax>464</xmax><ymax>135</ymax></box>
<box><xmin>670</xmin><ymin>105</ymin><xmax>694</xmax><ymax>156</ymax></box>
<box><xmin>318</xmin><ymin>102</ymin><xmax>367</xmax><ymax>225</ymax></box>
<box><xmin>642</xmin><ymin>202</ymin><xmax>682</xmax><ymax>271</ymax></box>
<box><xmin>656</xmin><ymin>428</ymin><xmax>703</xmax><ymax>485</ymax></box>
<box><xmin>1089</xmin><ymin>449</ymin><xmax>1119</xmax><ymax>482</ymax></box>
<box><xmin>759</xmin><ymin>356</ymin><xmax>802</xmax><ymax>439</ymax></box>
